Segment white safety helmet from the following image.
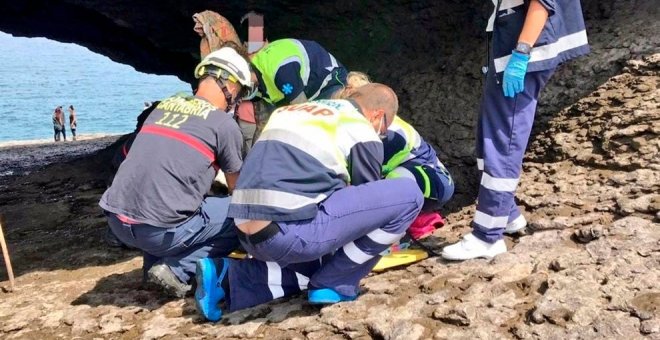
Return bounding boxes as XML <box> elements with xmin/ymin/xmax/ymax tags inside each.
<box><xmin>194</xmin><ymin>47</ymin><xmax>256</xmax><ymax>99</ymax></box>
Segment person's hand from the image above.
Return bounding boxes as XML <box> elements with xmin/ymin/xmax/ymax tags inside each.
<box><xmin>502</xmin><ymin>51</ymin><xmax>530</xmax><ymax>98</ymax></box>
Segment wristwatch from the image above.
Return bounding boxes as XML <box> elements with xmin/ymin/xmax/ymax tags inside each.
<box><xmin>515</xmin><ymin>42</ymin><xmax>532</xmax><ymax>55</ymax></box>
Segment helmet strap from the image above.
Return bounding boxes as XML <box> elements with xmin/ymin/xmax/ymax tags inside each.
<box><xmin>216</xmin><ymin>78</ymin><xmax>239</xmax><ymax>112</ymax></box>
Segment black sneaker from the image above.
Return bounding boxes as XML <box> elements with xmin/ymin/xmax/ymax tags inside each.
<box><xmin>147</xmin><ymin>263</ymin><xmax>192</xmax><ymax>298</ymax></box>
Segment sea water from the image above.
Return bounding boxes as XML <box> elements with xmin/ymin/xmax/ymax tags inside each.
<box><xmin>0</xmin><ymin>32</ymin><xmax>190</xmax><ymax>142</ymax></box>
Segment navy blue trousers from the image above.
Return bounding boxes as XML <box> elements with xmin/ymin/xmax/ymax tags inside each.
<box><xmin>106</xmin><ymin>196</ymin><xmax>239</xmax><ymax>283</ymax></box>
<box><xmin>226</xmin><ymin>178</ymin><xmax>423</xmax><ymax>311</ymax></box>
<box><xmin>473</xmin><ymin>69</ymin><xmax>555</xmax><ymax>242</ymax></box>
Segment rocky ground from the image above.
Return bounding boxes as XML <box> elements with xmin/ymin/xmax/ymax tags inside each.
<box><xmin>0</xmin><ymin>55</ymin><xmax>657</xmax><ymax>339</ymax></box>
<box><xmin>0</xmin><ymin>135</ymin><xmax>120</xmax><ymax>178</ymax></box>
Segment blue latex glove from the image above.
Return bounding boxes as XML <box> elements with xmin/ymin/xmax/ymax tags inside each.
<box><xmin>502</xmin><ymin>51</ymin><xmax>531</xmax><ymax>98</ymax></box>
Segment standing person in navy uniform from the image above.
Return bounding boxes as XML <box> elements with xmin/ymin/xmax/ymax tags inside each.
<box><xmin>442</xmin><ymin>0</ymin><xmax>590</xmax><ymax>260</ymax></box>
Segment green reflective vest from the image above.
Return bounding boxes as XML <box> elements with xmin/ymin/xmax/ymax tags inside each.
<box><xmin>251</xmin><ymin>39</ymin><xmax>309</xmax><ymax>105</ymax></box>
<box><xmin>382</xmin><ymin>116</ymin><xmax>421</xmax><ymax>174</ymax></box>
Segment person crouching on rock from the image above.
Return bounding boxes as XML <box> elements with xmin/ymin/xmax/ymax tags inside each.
<box><xmin>99</xmin><ymin>47</ymin><xmax>254</xmax><ymax>298</ymax></box>
<box><xmin>192</xmin><ymin>83</ymin><xmax>424</xmax><ymax>322</ymax></box>
<box><xmin>249</xmin><ymin>38</ymin><xmax>348</xmax><ymax>107</ymax></box>
<box><xmin>339</xmin><ymin>72</ymin><xmax>455</xmax><ymax>240</ymax></box>
<box><xmin>441</xmin><ymin>0</ymin><xmax>590</xmax><ymax>260</ymax></box>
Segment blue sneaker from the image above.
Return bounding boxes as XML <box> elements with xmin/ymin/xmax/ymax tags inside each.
<box><xmin>308</xmin><ymin>288</ymin><xmax>357</xmax><ymax>305</ymax></box>
<box><xmin>195</xmin><ymin>258</ymin><xmax>229</xmax><ymax>322</ymax></box>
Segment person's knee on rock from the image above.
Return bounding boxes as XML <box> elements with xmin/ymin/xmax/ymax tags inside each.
<box><xmin>99</xmin><ymin>47</ymin><xmax>254</xmax><ymax>298</ymax></box>
<box><xmin>336</xmin><ymin>71</ymin><xmax>456</xmax><ymax>240</ymax></box>
<box><xmin>193</xmin><ymin>83</ymin><xmax>426</xmax><ymax>321</ymax></box>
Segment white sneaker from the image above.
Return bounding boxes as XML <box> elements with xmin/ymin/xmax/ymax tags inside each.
<box><xmin>504</xmin><ymin>215</ymin><xmax>527</xmax><ymax>234</ymax></box>
<box><xmin>441</xmin><ymin>233</ymin><xmax>507</xmax><ymax>261</ymax></box>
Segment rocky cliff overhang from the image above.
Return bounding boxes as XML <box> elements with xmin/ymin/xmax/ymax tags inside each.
<box><xmin>2</xmin><ymin>0</ymin><xmax>658</xmax><ymax>207</ymax></box>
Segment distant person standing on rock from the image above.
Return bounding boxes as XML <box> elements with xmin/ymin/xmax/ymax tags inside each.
<box><xmin>52</xmin><ymin>107</ymin><xmax>60</xmax><ymax>141</ymax></box>
<box><xmin>442</xmin><ymin>0</ymin><xmax>590</xmax><ymax>261</ymax></box>
<box><xmin>68</xmin><ymin>105</ymin><xmax>78</xmax><ymax>141</ymax></box>
<box><xmin>52</xmin><ymin>106</ymin><xmax>65</xmax><ymax>142</ymax></box>
<box><xmin>59</xmin><ymin>106</ymin><xmax>67</xmax><ymax>141</ymax></box>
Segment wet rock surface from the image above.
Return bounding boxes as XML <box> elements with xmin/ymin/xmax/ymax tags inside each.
<box><xmin>0</xmin><ymin>54</ymin><xmax>658</xmax><ymax>339</ymax></box>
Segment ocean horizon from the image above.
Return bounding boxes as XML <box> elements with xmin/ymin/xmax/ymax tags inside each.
<box><xmin>0</xmin><ymin>32</ymin><xmax>190</xmax><ymax>143</ymax></box>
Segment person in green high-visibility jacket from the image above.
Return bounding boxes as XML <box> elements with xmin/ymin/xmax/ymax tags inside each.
<box><xmin>249</xmin><ymin>39</ymin><xmax>347</xmax><ymax>107</ymax></box>
<box><xmin>339</xmin><ymin>72</ymin><xmax>455</xmax><ymax>211</ymax></box>
<box><xmin>381</xmin><ymin>116</ymin><xmax>454</xmax><ymax>211</ymax></box>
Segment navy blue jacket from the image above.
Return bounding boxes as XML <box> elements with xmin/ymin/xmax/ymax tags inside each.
<box><xmin>488</xmin><ymin>0</ymin><xmax>590</xmax><ymax>73</ymax></box>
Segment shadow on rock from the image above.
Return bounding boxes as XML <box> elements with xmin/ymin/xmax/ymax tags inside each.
<box><xmin>189</xmin><ymin>294</ymin><xmax>325</xmax><ymax>334</ymax></box>
<box><xmin>71</xmin><ymin>268</ymin><xmax>176</xmax><ymax>310</ymax></box>
<box><xmin>0</xmin><ymin>138</ymin><xmax>140</xmax><ymax>278</ymax></box>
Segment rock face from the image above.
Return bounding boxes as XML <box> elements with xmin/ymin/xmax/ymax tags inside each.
<box><xmin>0</xmin><ymin>1</ymin><xmax>659</xmax><ymax>339</ymax></box>
<box><xmin>1</xmin><ymin>0</ymin><xmax>658</xmax><ymax>207</ymax></box>
<box><xmin>1</xmin><ymin>54</ymin><xmax>658</xmax><ymax>339</ymax></box>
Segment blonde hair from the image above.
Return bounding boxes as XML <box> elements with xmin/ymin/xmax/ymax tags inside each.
<box><xmin>333</xmin><ymin>71</ymin><xmax>372</xmax><ymax>99</ymax></box>
<box><xmin>347</xmin><ymin>71</ymin><xmax>371</xmax><ymax>88</ymax></box>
